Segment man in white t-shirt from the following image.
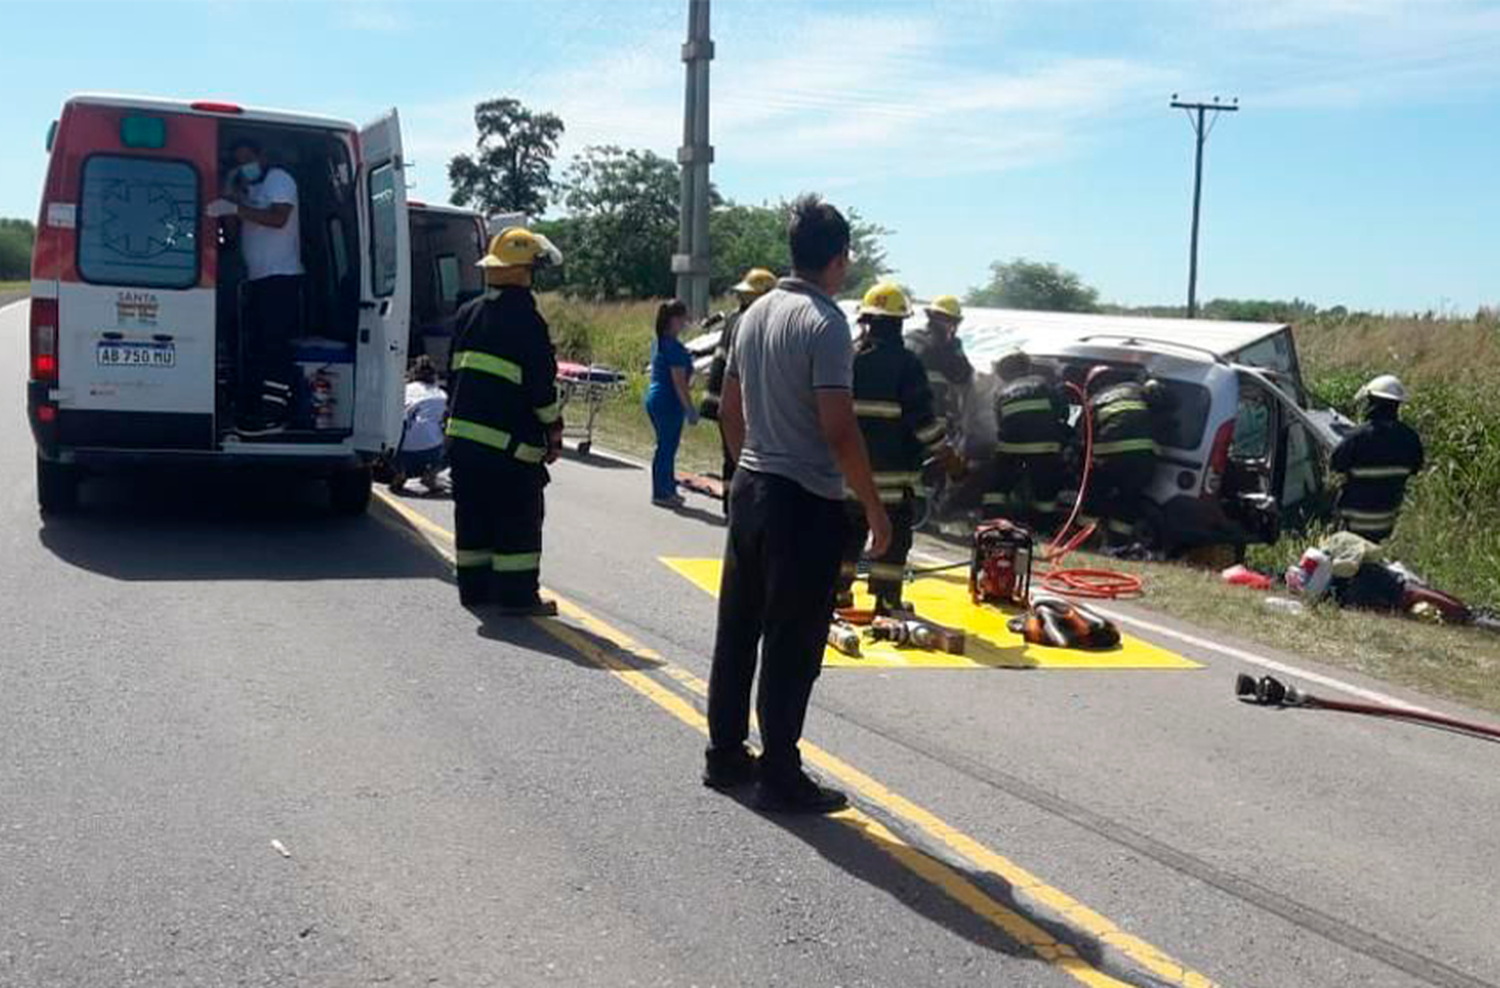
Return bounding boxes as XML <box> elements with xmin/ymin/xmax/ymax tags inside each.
<box><xmin>228</xmin><ymin>138</ymin><xmax>305</xmax><ymax>434</ymax></box>
<box><xmin>391</xmin><ymin>356</ymin><xmax>448</xmax><ymax>495</ymax></box>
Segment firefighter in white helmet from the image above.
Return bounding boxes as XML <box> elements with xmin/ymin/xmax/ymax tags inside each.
<box><xmin>445</xmin><ymin>228</ymin><xmax>565</xmax><ymax>615</ymax></box>
<box><xmin>1330</xmin><ymin>374</ymin><xmax>1424</xmax><ymax>543</ymax></box>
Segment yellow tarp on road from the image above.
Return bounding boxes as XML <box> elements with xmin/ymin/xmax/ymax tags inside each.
<box><xmin>662</xmin><ymin>558</ymin><xmax>1201</xmax><ymax>671</ymax></box>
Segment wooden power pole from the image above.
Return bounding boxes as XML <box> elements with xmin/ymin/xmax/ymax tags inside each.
<box><xmin>1170</xmin><ymin>94</ymin><xmax>1238</xmax><ymax>319</ymax></box>
<box><xmin>673</xmin><ymin>0</ymin><xmax>714</xmax><ymax>318</ymax></box>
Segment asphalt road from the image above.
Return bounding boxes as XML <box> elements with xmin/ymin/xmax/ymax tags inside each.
<box><xmin>3</xmin><ymin>299</ymin><xmax>1498</xmax><ymax>988</ymax></box>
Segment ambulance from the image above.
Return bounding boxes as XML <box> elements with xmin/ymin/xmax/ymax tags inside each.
<box><xmin>27</xmin><ymin>94</ymin><xmax>411</xmax><ymax>514</ymax></box>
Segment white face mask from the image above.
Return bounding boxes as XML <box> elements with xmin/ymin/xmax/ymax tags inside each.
<box><xmin>238</xmin><ymin>161</ymin><xmax>264</xmax><ymax>183</ymax></box>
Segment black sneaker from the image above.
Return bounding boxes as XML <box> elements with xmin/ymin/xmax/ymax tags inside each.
<box><xmin>702</xmin><ymin>747</ymin><xmax>759</xmax><ymax>790</ymax></box>
<box><xmin>755</xmin><ymin>771</ymin><xmax>849</xmax><ymax>814</ymax></box>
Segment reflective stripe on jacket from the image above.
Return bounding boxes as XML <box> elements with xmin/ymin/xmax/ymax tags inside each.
<box><xmin>1089</xmin><ymin>382</ymin><xmax>1156</xmax><ymax>461</ymax></box>
<box><xmin>994</xmin><ymin>374</ymin><xmax>1069</xmax><ymax>458</ymax></box>
<box><xmin>446</xmin><ymin>286</ymin><xmax>559</xmax><ymax>463</ymax></box>
<box><xmin>852</xmin><ymin>324</ymin><xmax>948</xmax><ymax>499</ymax></box>
<box><xmin>1330</xmin><ymin>415</ymin><xmax>1424</xmax><ymax>522</ymax></box>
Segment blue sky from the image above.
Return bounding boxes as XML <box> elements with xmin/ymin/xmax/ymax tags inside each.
<box><xmin>3</xmin><ymin>0</ymin><xmax>1498</xmax><ymax>312</ymax></box>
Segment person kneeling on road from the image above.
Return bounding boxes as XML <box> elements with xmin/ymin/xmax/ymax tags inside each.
<box><xmin>445</xmin><ymin>228</ymin><xmax>565</xmax><ymax>616</ymax></box>
<box><xmin>390</xmin><ymin>356</ymin><xmax>449</xmax><ymax>496</ymax></box>
<box><xmin>705</xmin><ymin>195</ymin><xmax>891</xmax><ymax>814</ymax></box>
<box><xmin>835</xmin><ymin>283</ymin><xmax>953</xmax><ymax>615</ymax></box>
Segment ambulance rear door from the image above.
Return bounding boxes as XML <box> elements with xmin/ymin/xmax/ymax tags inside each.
<box><xmin>353</xmin><ymin>109</ymin><xmax>410</xmax><ymax>454</ymax></box>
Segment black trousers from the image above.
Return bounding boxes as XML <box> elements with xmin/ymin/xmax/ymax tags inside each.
<box><xmin>449</xmin><ymin>439</ymin><xmax>547</xmax><ymax>607</ymax></box>
<box><xmin>1087</xmin><ymin>453</ymin><xmax>1155</xmax><ymax>545</ymax></box>
<box><xmin>707</xmin><ymin>470</ymin><xmax>848</xmax><ymax>783</ymax></box>
<box><xmin>986</xmin><ymin>452</ymin><xmax>1066</xmax><ymax>531</ymax></box>
<box><xmin>241</xmin><ymin>275</ymin><xmax>302</xmax><ymax>420</ymax></box>
<box><xmin>838</xmin><ymin>496</ymin><xmax>915</xmax><ymax>604</ymax></box>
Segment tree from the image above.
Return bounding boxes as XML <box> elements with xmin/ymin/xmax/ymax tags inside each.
<box><xmin>966</xmin><ymin>258</ymin><xmax>1100</xmax><ymax>313</ymax></box>
<box><xmin>554</xmin><ymin>145</ymin><xmax>680</xmax><ymax>299</ymax></box>
<box><xmin>0</xmin><ymin>218</ymin><xmax>35</xmax><ymax>281</ymax></box>
<box><xmin>448</xmin><ymin>98</ymin><xmax>565</xmax><ymax>216</ymax></box>
<box><xmin>842</xmin><ymin>209</ymin><xmax>895</xmax><ymax>299</ymax></box>
<box><xmin>706</xmin><ymin>200</ymin><xmax>893</xmax><ymax>299</ymax></box>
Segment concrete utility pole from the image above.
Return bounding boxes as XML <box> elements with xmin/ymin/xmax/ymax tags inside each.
<box><xmin>673</xmin><ymin>0</ymin><xmax>714</xmax><ymax>318</ymax></box>
<box><xmin>1170</xmin><ymin>94</ymin><xmax>1238</xmax><ymax>319</ymax></box>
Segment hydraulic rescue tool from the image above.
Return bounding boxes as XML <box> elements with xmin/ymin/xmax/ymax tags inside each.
<box><xmin>869</xmin><ymin>617</ymin><xmax>967</xmax><ymax>655</ymax></box>
<box><xmin>827</xmin><ymin>621</ymin><xmax>863</xmax><ymax>658</ymax></box>
<box><xmin>1235</xmin><ymin>674</ymin><xmax>1500</xmax><ymax>742</ymax></box>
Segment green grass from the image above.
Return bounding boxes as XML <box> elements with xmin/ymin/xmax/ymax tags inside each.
<box><xmin>0</xmin><ymin>280</ymin><xmax>27</xmax><ymax>294</ymax></box>
<box><xmin>540</xmin><ymin>293</ymin><xmax>726</xmax><ymax>474</ymax></box>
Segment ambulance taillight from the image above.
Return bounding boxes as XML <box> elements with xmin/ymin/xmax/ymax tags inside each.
<box><xmin>30</xmin><ymin>299</ymin><xmax>58</xmax><ymax>383</ymax></box>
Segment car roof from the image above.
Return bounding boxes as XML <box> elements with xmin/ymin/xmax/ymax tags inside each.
<box><xmin>66</xmin><ymin>93</ymin><xmax>356</xmax><ymax>131</ymax></box>
<box><xmin>945</xmin><ymin>306</ymin><xmax>1289</xmax><ymax>369</ymax></box>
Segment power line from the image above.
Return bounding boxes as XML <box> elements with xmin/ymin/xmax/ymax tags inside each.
<box><xmin>1170</xmin><ymin>94</ymin><xmax>1238</xmax><ymax>319</ymax></box>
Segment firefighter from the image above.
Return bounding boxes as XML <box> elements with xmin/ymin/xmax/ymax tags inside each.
<box><xmin>699</xmin><ymin>267</ymin><xmax>777</xmax><ymax>506</ymax></box>
<box><xmin>1330</xmin><ymin>374</ymin><xmax>1424</xmax><ymax>543</ymax></box>
<box><xmin>983</xmin><ymin>350</ymin><xmax>1069</xmax><ymax>533</ymax></box>
<box><xmin>905</xmin><ymin>294</ymin><xmax>972</xmax><ymax>438</ymax></box>
<box><xmin>445</xmin><ymin>228</ymin><xmax>565</xmax><ymax>615</ymax></box>
<box><xmin>1083</xmin><ymin>368</ymin><xmax>1166</xmax><ymax>548</ymax></box>
<box><xmin>835</xmin><ymin>284</ymin><xmax>952</xmax><ymax>613</ymax></box>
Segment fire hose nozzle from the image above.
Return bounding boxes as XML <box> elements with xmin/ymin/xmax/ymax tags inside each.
<box><xmin>1235</xmin><ymin>674</ymin><xmax>1306</xmax><ymax>707</ymax></box>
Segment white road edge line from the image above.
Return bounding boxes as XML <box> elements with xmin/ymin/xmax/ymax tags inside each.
<box><xmin>908</xmin><ymin>548</ymin><xmax>1438</xmax><ymax>716</ymax></box>
<box><xmin>0</xmin><ymin>299</ymin><xmax>29</xmax><ymax>315</ymax></box>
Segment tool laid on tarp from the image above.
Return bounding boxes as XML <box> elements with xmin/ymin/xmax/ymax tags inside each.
<box><xmin>555</xmin><ymin>361</ymin><xmax>627</xmax><ymax>456</ymax></box>
<box><xmin>869</xmin><ymin>616</ymin><xmax>967</xmax><ymax>655</ymax></box>
<box><xmin>1007</xmin><ymin>597</ymin><xmax>1121</xmax><ymax>650</ymax></box>
<box><xmin>827</xmin><ymin>621</ymin><xmax>863</xmax><ymax>658</ymax></box>
<box><xmin>1236</xmin><ymin>674</ymin><xmax>1500</xmax><ymax>742</ymax></box>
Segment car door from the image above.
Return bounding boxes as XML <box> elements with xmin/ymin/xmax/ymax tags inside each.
<box><xmin>354</xmin><ymin>109</ymin><xmax>410</xmax><ymax>454</ymax></box>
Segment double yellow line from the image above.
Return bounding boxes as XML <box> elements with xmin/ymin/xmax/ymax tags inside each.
<box><xmin>375</xmin><ymin>490</ymin><xmax>1218</xmax><ymax>988</ymax></box>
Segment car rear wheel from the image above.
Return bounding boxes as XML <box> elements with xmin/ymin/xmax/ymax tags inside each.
<box><xmin>37</xmin><ymin>457</ymin><xmax>80</xmax><ymax>515</ymax></box>
<box><xmin>329</xmin><ymin>466</ymin><xmax>373</xmax><ymax>516</ymax></box>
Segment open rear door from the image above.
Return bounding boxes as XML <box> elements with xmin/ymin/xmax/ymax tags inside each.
<box><xmin>354</xmin><ymin>108</ymin><xmax>410</xmax><ymax>454</ymax></box>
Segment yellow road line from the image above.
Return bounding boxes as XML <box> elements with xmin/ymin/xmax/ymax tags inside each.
<box><xmin>372</xmin><ymin>490</ymin><xmax>1218</xmax><ymax>988</ymax></box>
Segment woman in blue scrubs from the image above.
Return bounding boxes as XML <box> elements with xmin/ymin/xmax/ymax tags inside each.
<box><xmin>645</xmin><ymin>299</ymin><xmax>697</xmax><ymax>507</ymax></box>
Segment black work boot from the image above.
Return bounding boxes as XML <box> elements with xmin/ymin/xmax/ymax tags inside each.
<box><xmin>755</xmin><ymin>770</ymin><xmax>849</xmax><ymax>814</ymax></box>
<box><xmin>702</xmin><ymin>746</ymin><xmax>760</xmax><ymax>790</ymax></box>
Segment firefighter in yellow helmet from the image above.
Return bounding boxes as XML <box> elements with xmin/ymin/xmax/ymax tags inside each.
<box><xmin>835</xmin><ymin>283</ymin><xmax>951</xmax><ymax>613</ymax></box>
<box><xmin>906</xmin><ymin>294</ymin><xmax>973</xmax><ymax>436</ymax></box>
<box><xmin>446</xmin><ymin>227</ymin><xmax>565</xmax><ymax>615</ymax></box>
<box><xmin>700</xmin><ymin>268</ymin><xmax>776</xmax><ymax>510</ymax></box>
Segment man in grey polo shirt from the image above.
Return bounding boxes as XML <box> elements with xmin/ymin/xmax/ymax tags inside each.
<box><xmin>703</xmin><ymin>195</ymin><xmax>891</xmax><ymax>814</ymax></box>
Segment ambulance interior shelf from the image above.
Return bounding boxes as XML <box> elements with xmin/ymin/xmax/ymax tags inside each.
<box><xmin>214</xmin><ymin>123</ymin><xmax>360</xmax><ymax>438</ymax></box>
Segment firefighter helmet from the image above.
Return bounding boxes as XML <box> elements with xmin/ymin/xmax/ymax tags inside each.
<box><xmin>477</xmin><ymin>227</ymin><xmax>563</xmax><ymax>269</ymax></box>
<box><xmin>858</xmin><ymin>282</ymin><xmax>913</xmax><ymax>319</ymax></box>
<box><xmin>924</xmin><ymin>295</ymin><xmax>963</xmax><ymax>323</ymax></box>
<box><xmin>1356</xmin><ymin>374</ymin><xmax>1409</xmax><ymax>405</ymax></box>
<box><xmin>731</xmin><ymin>268</ymin><xmax>777</xmax><ymax>297</ymax></box>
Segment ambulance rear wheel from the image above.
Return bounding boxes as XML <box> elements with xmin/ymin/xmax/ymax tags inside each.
<box><xmin>329</xmin><ymin>466</ymin><xmax>372</xmax><ymax>516</ymax></box>
<box><xmin>37</xmin><ymin>457</ymin><xmax>80</xmax><ymax>516</ymax></box>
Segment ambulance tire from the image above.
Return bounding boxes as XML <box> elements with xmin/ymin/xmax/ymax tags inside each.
<box><xmin>36</xmin><ymin>456</ymin><xmax>80</xmax><ymax>516</ymax></box>
<box><xmin>329</xmin><ymin>465</ymin><xmax>373</xmax><ymax>517</ymax></box>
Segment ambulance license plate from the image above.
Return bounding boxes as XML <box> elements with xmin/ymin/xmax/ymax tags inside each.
<box><xmin>97</xmin><ymin>341</ymin><xmax>175</xmax><ymax>368</ymax></box>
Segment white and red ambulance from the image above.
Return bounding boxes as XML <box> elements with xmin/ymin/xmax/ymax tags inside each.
<box><xmin>27</xmin><ymin>94</ymin><xmax>411</xmax><ymax>514</ymax></box>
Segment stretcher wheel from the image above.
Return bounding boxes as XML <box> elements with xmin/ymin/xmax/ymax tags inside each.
<box><xmin>577</xmin><ymin>441</ymin><xmax>592</xmax><ymax>457</ymax></box>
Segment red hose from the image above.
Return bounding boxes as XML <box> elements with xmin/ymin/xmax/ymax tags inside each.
<box><xmin>1036</xmin><ymin>381</ymin><xmax>1144</xmax><ymax>600</ymax></box>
